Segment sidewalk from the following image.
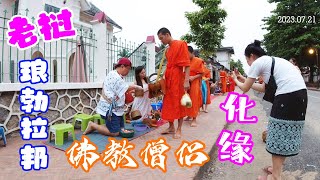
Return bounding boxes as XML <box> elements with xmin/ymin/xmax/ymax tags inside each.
<box><xmin>0</xmin><ymin>94</ymin><xmax>228</xmax><ymax>180</ymax></box>
<box><xmin>307</xmin><ymin>87</ymin><xmax>320</xmax><ymax>91</ymax></box>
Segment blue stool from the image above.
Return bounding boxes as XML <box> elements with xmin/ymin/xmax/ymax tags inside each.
<box><xmin>0</xmin><ymin>126</ymin><xmax>7</xmax><ymax>147</ymax></box>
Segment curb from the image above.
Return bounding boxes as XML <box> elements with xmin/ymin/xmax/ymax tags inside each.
<box><xmin>307</xmin><ymin>88</ymin><xmax>320</xmax><ymax>92</ymax></box>
<box><xmin>194</xmin><ymin>122</ymin><xmax>230</xmax><ymax>180</ymax></box>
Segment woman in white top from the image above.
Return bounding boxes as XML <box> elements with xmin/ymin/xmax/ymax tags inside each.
<box><xmin>233</xmin><ymin>40</ymin><xmax>307</xmax><ymax>180</ymax></box>
<box><xmin>130</xmin><ymin>66</ymin><xmax>152</xmax><ymax>126</ymax></box>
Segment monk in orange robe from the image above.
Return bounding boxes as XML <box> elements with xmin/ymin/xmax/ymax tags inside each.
<box><xmin>157</xmin><ymin>27</ymin><xmax>190</xmax><ymax>139</ymax></box>
<box><xmin>186</xmin><ymin>46</ymin><xmax>204</xmax><ymax>127</ymax></box>
<box><xmin>220</xmin><ymin>69</ymin><xmax>227</xmax><ymax>94</ymax></box>
<box><xmin>202</xmin><ymin>64</ymin><xmax>211</xmax><ymax>112</ymax></box>
<box><xmin>228</xmin><ymin>71</ymin><xmax>236</xmax><ymax>91</ymax></box>
<box><xmin>226</xmin><ymin>73</ymin><xmax>231</xmax><ymax>92</ymax></box>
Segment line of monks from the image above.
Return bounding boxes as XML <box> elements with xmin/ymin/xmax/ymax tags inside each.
<box><xmin>157</xmin><ymin>27</ymin><xmax>236</xmax><ymax>139</ymax></box>
<box><xmin>218</xmin><ymin>69</ymin><xmax>236</xmax><ymax>94</ymax></box>
<box><xmin>185</xmin><ymin>46</ymin><xmax>237</xmax><ymax>127</ymax></box>
<box><xmin>185</xmin><ymin>46</ymin><xmax>211</xmax><ymax>127</ymax></box>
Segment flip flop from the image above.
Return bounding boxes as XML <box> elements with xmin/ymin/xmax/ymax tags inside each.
<box><xmin>262</xmin><ymin>166</ymin><xmax>273</xmax><ymax>175</ymax></box>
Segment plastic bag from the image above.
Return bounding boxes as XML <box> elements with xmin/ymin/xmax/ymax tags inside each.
<box><xmin>181</xmin><ymin>92</ymin><xmax>192</xmax><ymax>108</ymax></box>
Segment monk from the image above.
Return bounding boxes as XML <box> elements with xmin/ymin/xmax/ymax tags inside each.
<box><xmin>157</xmin><ymin>27</ymin><xmax>190</xmax><ymax>139</ymax></box>
<box><xmin>219</xmin><ymin>68</ymin><xmax>227</xmax><ymax>94</ymax></box>
<box><xmin>186</xmin><ymin>46</ymin><xmax>204</xmax><ymax>127</ymax></box>
<box><xmin>229</xmin><ymin>72</ymin><xmax>236</xmax><ymax>91</ymax></box>
<box><xmin>202</xmin><ymin>63</ymin><xmax>211</xmax><ymax>112</ymax></box>
<box><xmin>226</xmin><ymin>71</ymin><xmax>235</xmax><ymax>92</ymax></box>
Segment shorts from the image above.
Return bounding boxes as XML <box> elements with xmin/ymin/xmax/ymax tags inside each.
<box><xmin>100</xmin><ymin>111</ymin><xmax>124</xmax><ymax>133</ymax></box>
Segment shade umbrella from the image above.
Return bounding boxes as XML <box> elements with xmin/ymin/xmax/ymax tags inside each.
<box><xmin>72</xmin><ymin>37</ymin><xmax>87</xmax><ymax>82</ymax></box>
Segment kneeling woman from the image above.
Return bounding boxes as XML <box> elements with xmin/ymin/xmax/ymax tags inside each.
<box><xmin>233</xmin><ymin>40</ymin><xmax>307</xmax><ymax>180</ymax></box>
<box><xmin>83</xmin><ymin>58</ymin><xmax>142</xmax><ymax>136</ymax></box>
<box><xmin>130</xmin><ymin>66</ymin><xmax>152</xmax><ymax>126</ymax></box>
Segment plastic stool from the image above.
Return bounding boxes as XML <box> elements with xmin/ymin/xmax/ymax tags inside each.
<box><xmin>73</xmin><ymin>114</ymin><xmax>94</xmax><ymax>131</ymax></box>
<box><xmin>0</xmin><ymin>127</ymin><xmax>7</xmax><ymax>147</ymax></box>
<box><xmin>49</xmin><ymin>123</ymin><xmax>75</xmax><ymax>146</ymax></box>
<box><xmin>93</xmin><ymin>114</ymin><xmax>105</xmax><ymax>125</ymax></box>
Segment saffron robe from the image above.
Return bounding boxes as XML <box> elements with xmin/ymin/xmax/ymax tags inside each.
<box><xmin>186</xmin><ymin>57</ymin><xmax>204</xmax><ymax>118</ymax></box>
<box><xmin>161</xmin><ymin>40</ymin><xmax>190</xmax><ymax>122</ymax></box>
<box><xmin>220</xmin><ymin>70</ymin><xmax>227</xmax><ymax>93</ymax></box>
<box><xmin>203</xmin><ymin>67</ymin><xmax>211</xmax><ymax>104</ymax></box>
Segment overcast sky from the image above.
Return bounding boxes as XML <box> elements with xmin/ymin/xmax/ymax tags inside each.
<box><xmin>89</xmin><ymin>0</ymin><xmax>277</xmax><ymax>73</ymax></box>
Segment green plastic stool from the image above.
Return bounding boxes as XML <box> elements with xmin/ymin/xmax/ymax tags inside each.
<box><xmin>73</xmin><ymin>114</ymin><xmax>94</xmax><ymax>131</ymax></box>
<box><xmin>93</xmin><ymin>114</ymin><xmax>105</xmax><ymax>125</ymax></box>
<box><xmin>49</xmin><ymin>123</ymin><xmax>75</xmax><ymax>146</ymax></box>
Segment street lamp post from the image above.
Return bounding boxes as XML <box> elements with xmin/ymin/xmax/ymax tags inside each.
<box><xmin>317</xmin><ymin>49</ymin><xmax>319</xmax><ymax>89</ymax></box>
<box><xmin>309</xmin><ymin>47</ymin><xmax>319</xmax><ymax>89</ymax></box>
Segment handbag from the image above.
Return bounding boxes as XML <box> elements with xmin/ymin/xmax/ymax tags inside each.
<box><xmin>263</xmin><ymin>57</ymin><xmax>277</xmax><ymax>103</ymax></box>
<box><xmin>148</xmin><ymin>48</ymin><xmax>167</xmax><ymax>98</ymax></box>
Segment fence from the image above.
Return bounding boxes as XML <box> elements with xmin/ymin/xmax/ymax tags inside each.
<box><xmin>0</xmin><ymin>3</ymin><xmax>97</xmax><ymax>83</ymax></box>
<box><xmin>0</xmin><ymin>1</ymin><xmax>149</xmax><ymax>84</ymax></box>
<box><xmin>106</xmin><ymin>33</ymin><xmax>149</xmax><ymax>82</ymax></box>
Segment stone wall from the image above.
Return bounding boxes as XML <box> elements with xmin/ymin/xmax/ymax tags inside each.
<box><xmin>0</xmin><ymin>88</ymin><xmax>102</xmax><ymax>135</ymax></box>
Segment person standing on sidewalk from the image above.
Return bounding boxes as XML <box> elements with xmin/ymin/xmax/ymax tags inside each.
<box><xmin>157</xmin><ymin>27</ymin><xmax>190</xmax><ymax>139</ymax></box>
<box><xmin>185</xmin><ymin>46</ymin><xmax>204</xmax><ymax>127</ymax></box>
<box><xmin>202</xmin><ymin>62</ymin><xmax>212</xmax><ymax>113</ymax></box>
<box><xmin>220</xmin><ymin>68</ymin><xmax>227</xmax><ymax>94</ymax></box>
<box><xmin>289</xmin><ymin>57</ymin><xmax>301</xmax><ymax>73</ymax></box>
<box><xmin>227</xmin><ymin>71</ymin><xmax>235</xmax><ymax>92</ymax></box>
<box><xmin>232</xmin><ymin>40</ymin><xmax>308</xmax><ymax>180</ymax></box>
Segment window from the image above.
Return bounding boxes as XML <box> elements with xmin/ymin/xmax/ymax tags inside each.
<box><xmin>44</xmin><ymin>4</ymin><xmax>60</xmax><ymax>13</ymax></box>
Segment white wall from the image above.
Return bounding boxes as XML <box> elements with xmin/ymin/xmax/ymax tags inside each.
<box><xmin>145</xmin><ymin>42</ymin><xmax>155</xmax><ymax>76</ymax></box>
<box><xmin>216</xmin><ymin>51</ymin><xmax>231</xmax><ymax>70</ymax></box>
<box><xmin>91</xmin><ymin>23</ymin><xmax>109</xmax><ymax>82</ymax></box>
<box><xmin>18</xmin><ymin>0</ymin><xmax>81</xmax><ymax>19</ymax></box>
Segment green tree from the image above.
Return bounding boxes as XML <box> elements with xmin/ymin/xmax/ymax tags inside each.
<box><xmin>230</xmin><ymin>59</ymin><xmax>245</xmax><ymax>75</ymax></box>
<box><xmin>182</xmin><ymin>0</ymin><xmax>227</xmax><ymax>58</ymax></box>
<box><xmin>263</xmin><ymin>0</ymin><xmax>320</xmax><ymax>63</ymax></box>
<box><xmin>118</xmin><ymin>48</ymin><xmax>130</xmax><ymax>58</ymax></box>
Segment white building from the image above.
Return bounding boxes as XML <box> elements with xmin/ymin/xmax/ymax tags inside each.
<box><xmin>0</xmin><ymin>0</ymin><xmax>155</xmax><ymax>84</ymax></box>
<box><xmin>215</xmin><ymin>47</ymin><xmax>234</xmax><ymax>70</ymax></box>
